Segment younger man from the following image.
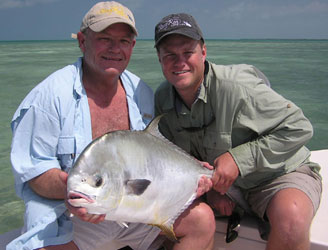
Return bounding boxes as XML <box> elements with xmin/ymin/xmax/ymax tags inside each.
<box><xmin>154</xmin><ymin>13</ymin><xmax>322</xmax><ymax>250</ymax></box>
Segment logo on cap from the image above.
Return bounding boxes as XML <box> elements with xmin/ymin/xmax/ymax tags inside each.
<box><xmin>157</xmin><ymin>17</ymin><xmax>192</xmax><ymax>32</ymax></box>
<box><xmin>98</xmin><ymin>6</ymin><xmax>133</xmax><ymax>22</ymax></box>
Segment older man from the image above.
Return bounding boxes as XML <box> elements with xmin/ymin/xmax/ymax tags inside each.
<box><xmin>8</xmin><ymin>3</ymin><xmax>215</xmax><ymax>249</ymax></box>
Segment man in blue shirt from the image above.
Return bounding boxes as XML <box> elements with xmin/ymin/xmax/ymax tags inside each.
<box><xmin>8</xmin><ymin>2</ymin><xmax>214</xmax><ymax>250</ymax></box>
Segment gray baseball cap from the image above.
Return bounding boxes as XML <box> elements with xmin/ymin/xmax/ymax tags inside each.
<box><xmin>154</xmin><ymin>13</ymin><xmax>203</xmax><ymax>47</ymax></box>
<box><xmin>80</xmin><ymin>1</ymin><xmax>138</xmax><ymax>35</ymax></box>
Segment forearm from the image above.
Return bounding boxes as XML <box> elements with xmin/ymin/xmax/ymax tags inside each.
<box><xmin>28</xmin><ymin>168</ymin><xmax>67</xmax><ymax>199</ymax></box>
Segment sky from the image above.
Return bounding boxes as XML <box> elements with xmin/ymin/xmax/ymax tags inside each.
<box><xmin>0</xmin><ymin>0</ymin><xmax>328</xmax><ymax>41</ymax></box>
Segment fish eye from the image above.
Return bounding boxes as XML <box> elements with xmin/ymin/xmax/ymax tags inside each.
<box><xmin>95</xmin><ymin>176</ymin><xmax>103</xmax><ymax>187</ymax></box>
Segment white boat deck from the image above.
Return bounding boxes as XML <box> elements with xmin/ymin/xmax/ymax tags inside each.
<box><xmin>1</xmin><ymin>149</ymin><xmax>327</xmax><ymax>250</ymax></box>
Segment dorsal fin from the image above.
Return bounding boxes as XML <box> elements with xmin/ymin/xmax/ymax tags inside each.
<box><xmin>144</xmin><ymin>115</ymin><xmax>213</xmax><ymax>172</ymax></box>
<box><xmin>145</xmin><ymin>115</ymin><xmax>210</xmax><ymax>169</ymax></box>
<box><xmin>144</xmin><ymin>114</ymin><xmax>166</xmax><ymax>140</ymax></box>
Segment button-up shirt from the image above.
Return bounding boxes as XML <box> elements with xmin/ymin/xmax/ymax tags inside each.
<box><xmin>8</xmin><ymin>57</ymin><xmax>154</xmax><ymax>249</ymax></box>
<box><xmin>155</xmin><ymin>61</ymin><xmax>319</xmax><ymax>189</ymax></box>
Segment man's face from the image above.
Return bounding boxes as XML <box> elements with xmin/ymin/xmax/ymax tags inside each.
<box><xmin>78</xmin><ymin>23</ymin><xmax>136</xmax><ymax>77</ymax></box>
<box><xmin>157</xmin><ymin>34</ymin><xmax>206</xmax><ymax>93</ymax></box>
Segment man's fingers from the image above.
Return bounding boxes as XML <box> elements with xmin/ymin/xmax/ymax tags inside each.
<box><xmin>213</xmin><ymin>178</ymin><xmax>226</xmax><ymax>193</ymax></box>
<box><xmin>84</xmin><ymin>214</ymin><xmax>106</xmax><ymax>224</ymax></box>
<box><xmin>213</xmin><ymin>177</ymin><xmax>234</xmax><ymax>195</ymax></box>
<box><xmin>71</xmin><ymin>206</ymin><xmax>88</xmax><ymax>218</ymax></box>
<box><xmin>196</xmin><ymin>176</ymin><xmax>213</xmax><ymax>198</ymax></box>
<box><xmin>200</xmin><ymin>161</ymin><xmax>214</xmax><ymax>170</ymax></box>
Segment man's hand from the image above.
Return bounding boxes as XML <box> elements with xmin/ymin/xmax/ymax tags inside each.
<box><xmin>212</xmin><ymin>152</ymin><xmax>239</xmax><ymax>195</ymax></box>
<box><xmin>196</xmin><ymin>161</ymin><xmax>214</xmax><ymax>198</ymax></box>
<box><xmin>207</xmin><ymin>190</ymin><xmax>235</xmax><ymax>216</ymax></box>
<box><xmin>60</xmin><ymin>171</ymin><xmax>106</xmax><ymax>224</ymax></box>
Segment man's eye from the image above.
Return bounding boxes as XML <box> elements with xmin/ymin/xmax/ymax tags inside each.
<box><xmin>121</xmin><ymin>39</ymin><xmax>130</xmax><ymax>44</ymax></box>
<box><xmin>98</xmin><ymin>37</ymin><xmax>109</xmax><ymax>42</ymax></box>
<box><xmin>165</xmin><ymin>54</ymin><xmax>175</xmax><ymax>59</ymax></box>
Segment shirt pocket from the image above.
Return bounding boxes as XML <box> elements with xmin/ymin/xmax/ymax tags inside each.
<box><xmin>203</xmin><ymin>130</ymin><xmax>231</xmax><ymax>164</ymax></box>
<box><xmin>57</xmin><ymin>136</ymin><xmax>76</xmax><ymax>172</ymax></box>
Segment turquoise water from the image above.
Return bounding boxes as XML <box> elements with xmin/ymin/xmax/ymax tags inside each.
<box><xmin>0</xmin><ymin>39</ymin><xmax>327</xmax><ymax>234</ymax></box>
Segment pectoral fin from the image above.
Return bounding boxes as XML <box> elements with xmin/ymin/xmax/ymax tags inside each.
<box><xmin>126</xmin><ymin>179</ymin><xmax>151</xmax><ymax>195</ymax></box>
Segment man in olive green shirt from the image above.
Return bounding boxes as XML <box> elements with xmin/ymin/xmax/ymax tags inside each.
<box><xmin>154</xmin><ymin>13</ymin><xmax>322</xmax><ymax>250</ymax></box>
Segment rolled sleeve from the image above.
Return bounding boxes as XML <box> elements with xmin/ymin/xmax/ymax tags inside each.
<box><xmin>11</xmin><ymin>105</ymin><xmax>61</xmax><ymax>197</ymax></box>
<box><xmin>8</xmin><ymin>59</ymin><xmax>85</xmax><ymax>249</ymax></box>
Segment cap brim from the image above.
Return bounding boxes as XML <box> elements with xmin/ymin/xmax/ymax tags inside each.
<box><xmin>155</xmin><ymin>29</ymin><xmax>202</xmax><ymax>47</ymax></box>
<box><xmin>89</xmin><ymin>19</ymin><xmax>138</xmax><ymax>36</ymax></box>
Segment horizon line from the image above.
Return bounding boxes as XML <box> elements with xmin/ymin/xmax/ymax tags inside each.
<box><xmin>1</xmin><ymin>38</ymin><xmax>328</xmax><ymax>42</ymax></box>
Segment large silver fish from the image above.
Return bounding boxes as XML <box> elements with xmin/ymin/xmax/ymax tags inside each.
<box><xmin>67</xmin><ymin>116</ymin><xmax>212</xmax><ymax>241</ymax></box>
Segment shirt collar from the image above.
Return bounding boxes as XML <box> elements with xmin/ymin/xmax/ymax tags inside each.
<box><xmin>197</xmin><ymin>60</ymin><xmax>210</xmax><ymax>104</ymax></box>
<box><xmin>73</xmin><ymin>57</ymin><xmax>84</xmax><ymax>99</ymax></box>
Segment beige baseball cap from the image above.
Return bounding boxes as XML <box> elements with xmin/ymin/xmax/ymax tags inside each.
<box><xmin>80</xmin><ymin>1</ymin><xmax>138</xmax><ymax>35</ymax></box>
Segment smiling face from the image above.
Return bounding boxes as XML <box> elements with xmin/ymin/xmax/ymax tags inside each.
<box><xmin>157</xmin><ymin>34</ymin><xmax>207</xmax><ymax>96</ymax></box>
<box><xmin>78</xmin><ymin>23</ymin><xmax>136</xmax><ymax>78</ymax></box>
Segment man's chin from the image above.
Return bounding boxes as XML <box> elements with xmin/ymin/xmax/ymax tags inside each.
<box><xmin>172</xmin><ymin>79</ymin><xmax>192</xmax><ymax>90</ymax></box>
<box><xmin>102</xmin><ymin>67</ymin><xmax>124</xmax><ymax>77</ymax></box>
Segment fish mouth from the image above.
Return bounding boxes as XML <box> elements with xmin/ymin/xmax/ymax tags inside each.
<box><xmin>67</xmin><ymin>191</ymin><xmax>95</xmax><ymax>207</ymax></box>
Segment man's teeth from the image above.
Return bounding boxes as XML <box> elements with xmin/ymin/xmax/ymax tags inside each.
<box><xmin>174</xmin><ymin>70</ymin><xmax>188</xmax><ymax>74</ymax></box>
<box><xmin>103</xmin><ymin>57</ymin><xmax>121</xmax><ymax>61</ymax></box>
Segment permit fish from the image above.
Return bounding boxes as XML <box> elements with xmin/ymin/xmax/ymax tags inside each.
<box><xmin>67</xmin><ymin>115</ymin><xmax>213</xmax><ymax>241</ymax></box>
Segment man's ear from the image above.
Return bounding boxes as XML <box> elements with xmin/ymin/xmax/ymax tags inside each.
<box><xmin>202</xmin><ymin>44</ymin><xmax>207</xmax><ymax>62</ymax></box>
<box><xmin>77</xmin><ymin>31</ymin><xmax>86</xmax><ymax>53</ymax></box>
<box><xmin>132</xmin><ymin>39</ymin><xmax>136</xmax><ymax>48</ymax></box>
<box><xmin>157</xmin><ymin>51</ymin><xmax>162</xmax><ymax>63</ymax></box>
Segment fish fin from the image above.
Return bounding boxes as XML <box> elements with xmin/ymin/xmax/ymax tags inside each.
<box><xmin>154</xmin><ymin>223</ymin><xmax>179</xmax><ymax>243</ymax></box>
<box><xmin>145</xmin><ymin>115</ymin><xmax>207</xmax><ymax>167</ymax></box>
<box><xmin>145</xmin><ymin>115</ymin><xmax>166</xmax><ymax>139</ymax></box>
<box><xmin>154</xmin><ymin>193</ymin><xmax>197</xmax><ymax>243</ymax></box>
<box><xmin>116</xmin><ymin>221</ymin><xmax>129</xmax><ymax>228</ymax></box>
<box><xmin>126</xmin><ymin>179</ymin><xmax>151</xmax><ymax>195</ymax></box>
